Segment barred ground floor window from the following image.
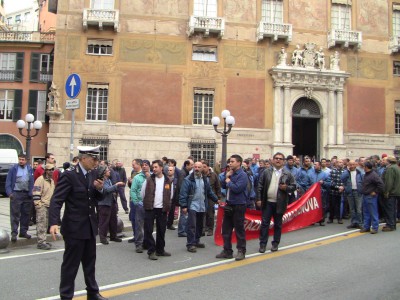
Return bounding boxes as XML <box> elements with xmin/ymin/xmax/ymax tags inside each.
<box><xmin>80</xmin><ymin>136</ymin><xmax>110</xmax><ymax>161</ymax></box>
<box><xmin>189</xmin><ymin>139</ymin><xmax>216</xmax><ymax>167</ymax></box>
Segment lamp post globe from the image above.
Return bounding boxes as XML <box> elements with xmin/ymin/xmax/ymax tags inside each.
<box><xmin>212</xmin><ymin>109</ymin><xmax>235</xmax><ymax>170</ymax></box>
<box><xmin>16</xmin><ymin>114</ymin><xmax>42</xmax><ymax>164</ymax></box>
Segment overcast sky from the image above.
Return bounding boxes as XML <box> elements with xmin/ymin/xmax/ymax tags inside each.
<box><xmin>4</xmin><ymin>0</ymin><xmax>34</xmax><ymax>14</ymax></box>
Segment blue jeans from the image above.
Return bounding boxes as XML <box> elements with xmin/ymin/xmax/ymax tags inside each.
<box><xmin>178</xmin><ymin>208</ymin><xmax>187</xmax><ymax>236</ymax></box>
<box><xmin>363</xmin><ymin>194</ymin><xmax>379</xmax><ymax>231</ymax></box>
<box><xmin>134</xmin><ymin>204</ymin><xmax>144</xmax><ymax>247</ymax></box>
<box><xmin>346</xmin><ymin>190</ymin><xmax>362</xmax><ymax>225</ymax></box>
<box><xmin>186</xmin><ymin>210</ymin><xmax>204</xmax><ymax>247</ymax></box>
<box><xmin>259</xmin><ymin>201</ymin><xmax>283</xmax><ymax>247</ymax></box>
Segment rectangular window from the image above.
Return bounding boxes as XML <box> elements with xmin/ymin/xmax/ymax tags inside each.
<box><xmin>24</xmin><ymin>12</ymin><xmax>30</xmax><ymax>21</ymax></box>
<box><xmin>396</xmin><ymin>101</ymin><xmax>400</xmax><ymax>134</ymax></box>
<box><xmin>91</xmin><ymin>0</ymin><xmax>114</xmax><ymax>9</ymax></box>
<box><xmin>189</xmin><ymin>139</ymin><xmax>216</xmax><ymax>167</ymax></box>
<box><xmin>394</xmin><ymin>61</ymin><xmax>400</xmax><ymax>76</ymax></box>
<box><xmin>193</xmin><ymin>0</ymin><xmax>217</xmax><ymax>17</ymax></box>
<box><xmin>193</xmin><ymin>89</ymin><xmax>214</xmax><ymax>125</ymax></box>
<box><xmin>80</xmin><ymin>137</ymin><xmax>109</xmax><ymax>161</ymax></box>
<box><xmin>393</xmin><ymin>5</ymin><xmax>400</xmax><ymax>37</ymax></box>
<box><xmin>87</xmin><ymin>40</ymin><xmax>113</xmax><ymax>55</ymax></box>
<box><xmin>0</xmin><ymin>90</ymin><xmax>15</xmax><ymax>120</ymax></box>
<box><xmin>15</xmin><ymin>15</ymin><xmax>21</xmax><ymax>23</ymax></box>
<box><xmin>261</xmin><ymin>0</ymin><xmax>283</xmax><ymax>23</ymax></box>
<box><xmin>192</xmin><ymin>46</ymin><xmax>217</xmax><ymax>62</ymax></box>
<box><xmin>86</xmin><ymin>84</ymin><xmax>108</xmax><ymax>121</ymax></box>
<box><xmin>331</xmin><ymin>3</ymin><xmax>351</xmax><ymax>30</ymax></box>
<box><xmin>37</xmin><ymin>91</ymin><xmax>47</xmax><ymax>122</ymax></box>
<box><xmin>40</xmin><ymin>54</ymin><xmax>53</xmax><ymax>74</ymax></box>
<box><xmin>0</xmin><ymin>53</ymin><xmax>16</xmax><ymax>71</ymax></box>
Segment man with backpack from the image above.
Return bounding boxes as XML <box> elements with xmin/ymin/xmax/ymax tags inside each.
<box><xmin>256</xmin><ymin>152</ymin><xmax>296</xmax><ymax>253</ymax></box>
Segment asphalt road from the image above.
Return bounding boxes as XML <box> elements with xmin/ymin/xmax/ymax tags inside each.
<box><xmin>1</xmin><ymin>221</ymin><xmax>399</xmax><ymax>300</ymax></box>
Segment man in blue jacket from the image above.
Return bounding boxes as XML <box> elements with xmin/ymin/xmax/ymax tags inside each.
<box><xmin>341</xmin><ymin>160</ymin><xmax>363</xmax><ymax>229</ymax></box>
<box><xmin>5</xmin><ymin>153</ymin><xmax>34</xmax><ymax>242</ymax></box>
<box><xmin>179</xmin><ymin>161</ymin><xmax>218</xmax><ymax>253</ymax></box>
<box><xmin>216</xmin><ymin>154</ymin><xmax>248</xmax><ymax>261</ymax></box>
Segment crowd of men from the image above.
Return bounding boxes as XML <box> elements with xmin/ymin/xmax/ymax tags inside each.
<box><xmin>4</xmin><ymin>149</ymin><xmax>400</xmax><ymax>300</ymax></box>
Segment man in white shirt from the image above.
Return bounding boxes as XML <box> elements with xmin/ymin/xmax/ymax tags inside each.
<box><xmin>141</xmin><ymin>160</ymin><xmax>173</xmax><ymax>260</ymax></box>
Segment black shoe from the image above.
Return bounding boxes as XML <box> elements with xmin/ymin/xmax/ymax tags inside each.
<box><xmin>201</xmin><ymin>232</ymin><xmax>205</xmax><ymax>237</ymax></box>
<box><xmin>319</xmin><ymin>221</ymin><xmax>325</xmax><ymax>226</ymax></box>
<box><xmin>100</xmin><ymin>238</ymin><xmax>109</xmax><ymax>245</ymax></box>
<box><xmin>338</xmin><ymin>219</ymin><xmax>343</xmax><ymax>224</ymax></box>
<box><xmin>87</xmin><ymin>292</ymin><xmax>108</xmax><ymax>300</ymax></box>
<box><xmin>347</xmin><ymin>224</ymin><xmax>357</xmax><ymax>229</ymax></box>
<box><xmin>37</xmin><ymin>243</ymin><xmax>52</xmax><ymax>250</ymax></box>
<box><xmin>187</xmin><ymin>246</ymin><xmax>197</xmax><ymax>253</ymax></box>
<box><xmin>128</xmin><ymin>238</ymin><xmax>135</xmax><ymax>243</ymax></box>
<box><xmin>259</xmin><ymin>244</ymin><xmax>266</xmax><ymax>253</ymax></box>
<box><xmin>156</xmin><ymin>251</ymin><xmax>171</xmax><ymax>257</ymax></box>
<box><xmin>195</xmin><ymin>243</ymin><xmax>205</xmax><ymax>248</ymax></box>
<box><xmin>206</xmin><ymin>231</ymin><xmax>213</xmax><ymax>236</ymax></box>
<box><xmin>110</xmin><ymin>237</ymin><xmax>122</xmax><ymax>242</ymax></box>
<box><xmin>327</xmin><ymin>219</ymin><xmax>333</xmax><ymax>224</ymax></box>
<box><xmin>271</xmin><ymin>244</ymin><xmax>279</xmax><ymax>252</ymax></box>
<box><xmin>11</xmin><ymin>235</ymin><xmax>17</xmax><ymax>243</ymax></box>
<box><xmin>125</xmin><ymin>209</ymin><xmax>129</xmax><ymax>214</ymax></box>
<box><xmin>167</xmin><ymin>225</ymin><xmax>176</xmax><ymax>230</ymax></box>
<box><xmin>216</xmin><ymin>250</ymin><xmax>233</xmax><ymax>259</ymax></box>
<box><xmin>178</xmin><ymin>234</ymin><xmax>187</xmax><ymax>237</ymax></box>
<box><xmin>18</xmin><ymin>233</ymin><xmax>31</xmax><ymax>239</ymax></box>
<box><xmin>235</xmin><ymin>251</ymin><xmax>245</xmax><ymax>261</ymax></box>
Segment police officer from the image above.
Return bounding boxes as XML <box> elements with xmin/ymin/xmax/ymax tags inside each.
<box><xmin>49</xmin><ymin>146</ymin><xmax>107</xmax><ymax>300</ymax></box>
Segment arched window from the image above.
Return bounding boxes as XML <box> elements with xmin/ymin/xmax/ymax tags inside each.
<box><xmin>0</xmin><ymin>134</ymin><xmax>23</xmax><ymax>154</ymax></box>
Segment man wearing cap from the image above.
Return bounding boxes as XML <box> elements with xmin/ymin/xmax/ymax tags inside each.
<box><xmin>33</xmin><ymin>163</ymin><xmax>55</xmax><ymax>250</ymax></box>
<box><xmin>382</xmin><ymin>156</ymin><xmax>400</xmax><ymax>232</ymax></box>
<box><xmin>49</xmin><ymin>146</ymin><xmax>107</xmax><ymax>300</ymax></box>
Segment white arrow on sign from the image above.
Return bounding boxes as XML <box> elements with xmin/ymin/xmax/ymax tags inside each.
<box><xmin>69</xmin><ymin>76</ymin><xmax>77</xmax><ymax>98</ymax></box>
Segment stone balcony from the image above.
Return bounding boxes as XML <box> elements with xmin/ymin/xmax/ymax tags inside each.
<box><xmin>0</xmin><ymin>31</ymin><xmax>55</xmax><ymax>43</ymax></box>
<box><xmin>390</xmin><ymin>36</ymin><xmax>400</xmax><ymax>54</ymax></box>
<box><xmin>83</xmin><ymin>8</ymin><xmax>119</xmax><ymax>32</ymax></box>
<box><xmin>327</xmin><ymin>28</ymin><xmax>362</xmax><ymax>49</ymax></box>
<box><xmin>256</xmin><ymin>21</ymin><xmax>292</xmax><ymax>43</ymax></box>
<box><xmin>187</xmin><ymin>15</ymin><xmax>225</xmax><ymax>38</ymax></box>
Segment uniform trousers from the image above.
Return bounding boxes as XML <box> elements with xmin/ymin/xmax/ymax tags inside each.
<box><xmin>60</xmin><ymin>237</ymin><xmax>99</xmax><ymax>300</ymax></box>
<box><xmin>35</xmin><ymin>205</ymin><xmax>49</xmax><ymax>244</ymax></box>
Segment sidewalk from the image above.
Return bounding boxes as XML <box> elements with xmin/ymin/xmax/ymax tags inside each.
<box><xmin>0</xmin><ymin>191</ymin><xmax>133</xmax><ymax>249</ymax></box>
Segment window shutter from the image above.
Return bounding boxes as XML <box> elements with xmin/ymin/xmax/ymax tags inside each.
<box><xmin>30</xmin><ymin>53</ymin><xmax>40</xmax><ymax>82</ymax></box>
<box><xmin>15</xmin><ymin>53</ymin><xmax>24</xmax><ymax>82</ymax></box>
<box><xmin>12</xmin><ymin>90</ymin><xmax>22</xmax><ymax>121</ymax></box>
<box><xmin>28</xmin><ymin>90</ymin><xmax>38</xmax><ymax>117</ymax></box>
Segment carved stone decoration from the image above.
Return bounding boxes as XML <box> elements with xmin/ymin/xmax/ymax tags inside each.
<box><xmin>330</xmin><ymin>51</ymin><xmax>340</xmax><ymax>71</ymax></box>
<box><xmin>277</xmin><ymin>47</ymin><xmax>287</xmax><ymax>66</ymax></box>
<box><xmin>191</xmin><ymin>62</ymin><xmax>220</xmax><ymax>78</ymax></box>
<box><xmin>46</xmin><ymin>82</ymin><xmax>63</xmax><ymax>121</ymax></box>
<box><xmin>315</xmin><ymin>47</ymin><xmax>325</xmax><ymax>70</ymax></box>
<box><xmin>304</xmin><ymin>86</ymin><xmax>313</xmax><ymax>99</ymax></box>
<box><xmin>291</xmin><ymin>44</ymin><xmax>303</xmax><ymax>67</ymax></box>
<box><xmin>302</xmin><ymin>43</ymin><xmax>317</xmax><ymax>68</ymax></box>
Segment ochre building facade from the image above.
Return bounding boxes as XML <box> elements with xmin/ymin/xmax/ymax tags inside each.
<box><xmin>47</xmin><ymin>0</ymin><xmax>400</xmax><ymax>165</ymax></box>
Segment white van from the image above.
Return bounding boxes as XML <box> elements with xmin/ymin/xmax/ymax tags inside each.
<box><xmin>0</xmin><ymin>149</ymin><xmax>19</xmax><ymax>164</ymax></box>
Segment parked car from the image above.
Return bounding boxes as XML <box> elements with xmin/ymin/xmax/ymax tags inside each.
<box><xmin>0</xmin><ymin>163</ymin><xmax>14</xmax><ymax>197</ymax></box>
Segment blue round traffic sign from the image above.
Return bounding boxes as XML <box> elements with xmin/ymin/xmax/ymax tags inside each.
<box><xmin>65</xmin><ymin>73</ymin><xmax>82</xmax><ymax>99</ymax></box>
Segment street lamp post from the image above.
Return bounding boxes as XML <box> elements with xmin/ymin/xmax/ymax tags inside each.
<box><xmin>16</xmin><ymin>113</ymin><xmax>42</xmax><ymax>163</ymax></box>
<box><xmin>212</xmin><ymin>109</ymin><xmax>235</xmax><ymax>170</ymax></box>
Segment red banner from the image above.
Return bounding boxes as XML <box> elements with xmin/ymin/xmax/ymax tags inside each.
<box><xmin>214</xmin><ymin>182</ymin><xmax>322</xmax><ymax>246</ymax></box>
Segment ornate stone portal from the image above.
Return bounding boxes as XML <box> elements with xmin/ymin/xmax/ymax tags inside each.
<box><xmin>270</xmin><ymin>44</ymin><xmax>350</xmax><ymax>158</ymax></box>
